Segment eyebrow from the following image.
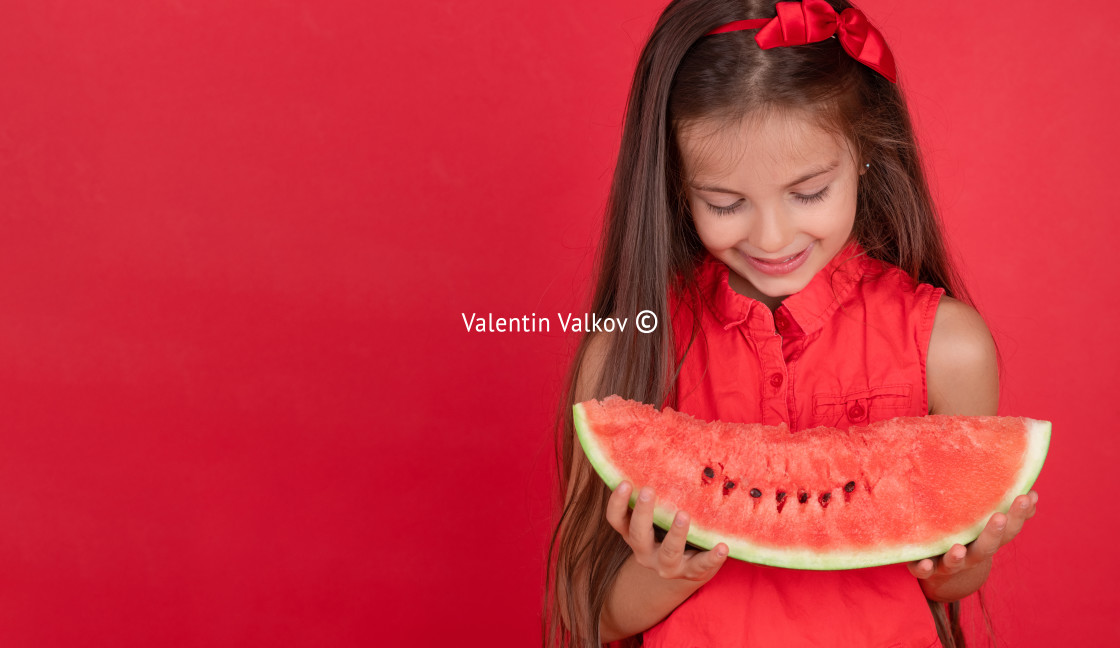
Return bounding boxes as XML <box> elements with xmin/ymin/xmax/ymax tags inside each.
<box><xmin>690</xmin><ymin>162</ymin><xmax>839</xmax><ymax>195</ymax></box>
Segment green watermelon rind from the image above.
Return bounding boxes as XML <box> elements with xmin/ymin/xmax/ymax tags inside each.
<box><xmin>574</xmin><ymin>403</ymin><xmax>1051</xmax><ymax>571</ymax></box>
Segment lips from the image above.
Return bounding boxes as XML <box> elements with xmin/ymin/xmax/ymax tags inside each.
<box><xmin>741</xmin><ymin>243</ymin><xmax>813</xmax><ymax>276</ymax></box>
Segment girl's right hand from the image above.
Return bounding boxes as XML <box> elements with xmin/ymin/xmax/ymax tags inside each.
<box><xmin>606</xmin><ymin>480</ymin><xmax>729</xmax><ymax>582</ymax></box>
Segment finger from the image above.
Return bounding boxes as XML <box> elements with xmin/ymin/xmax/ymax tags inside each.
<box><xmin>937</xmin><ymin>544</ymin><xmax>969</xmax><ymax>576</ymax></box>
<box><xmin>908</xmin><ymin>558</ymin><xmax>935</xmax><ymax>579</ymax></box>
<box><xmin>967</xmin><ymin>512</ymin><xmax>1006</xmax><ymax>562</ymax></box>
<box><xmin>605</xmin><ymin>481</ymin><xmax>634</xmax><ymax>537</ymax></box>
<box><xmin>683</xmin><ymin>543</ymin><xmax>729</xmax><ymax>581</ymax></box>
<box><xmin>628</xmin><ymin>486</ymin><xmax>657</xmax><ymax>555</ymax></box>
<box><xmin>657</xmin><ymin>511</ymin><xmax>690</xmax><ymax>576</ymax></box>
<box><xmin>1002</xmin><ymin>495</ymin><xmax>1031</xmax><ymax>541</ymax></box>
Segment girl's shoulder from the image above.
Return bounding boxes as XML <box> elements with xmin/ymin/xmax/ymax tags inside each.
<box><xmin>848</xmin><ymin>253</ymin><xmax>947</xmax><ymax>319</ymax></box>
<box><xmin>926</xmin><ymin>296</ymin><xmax>999</xmax><ymax>415</ymax></box>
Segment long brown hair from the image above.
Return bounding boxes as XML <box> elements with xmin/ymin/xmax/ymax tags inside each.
<box><xmin>544</xmin><ymin>1</ymin><xmax>980</xmax><ymax>646</ymax></box>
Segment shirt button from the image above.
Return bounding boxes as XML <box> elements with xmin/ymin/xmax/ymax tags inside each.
<box><xmin>770</xmin><ymin>373</ymin><xmax>784</xmax><ymax>388</ymax></box>
<box><xmin>775</xmin><ymin>314</ymin><xmax>787</xmax><ymax>330</ymax></box>
<box><xmin>848</xmin><ymin>404</ymin><xmax>865</xmax><ymax>420</ymax></box>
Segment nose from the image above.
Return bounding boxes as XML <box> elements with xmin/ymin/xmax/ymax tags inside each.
<box><xmin>750</xmin><ymin>204</ymin><xmax>795</xmax><ymax>254</ymax></box>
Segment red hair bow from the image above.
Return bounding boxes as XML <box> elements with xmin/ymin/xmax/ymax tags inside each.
<box><xmin>705</xmin><ymin>0</ymin><xmax>897</xmax><ymax>83</ymax></box>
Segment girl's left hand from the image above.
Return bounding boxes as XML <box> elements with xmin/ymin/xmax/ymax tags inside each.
<box><xmin>907</xmin><ymin>491</ymin><xmax>1038</xmax><ymax>590</ymax></box>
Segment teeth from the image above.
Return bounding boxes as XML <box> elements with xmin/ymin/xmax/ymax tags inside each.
<box><xmin>751</xmin><ymin>251</ymin><xmax>801</xmax><ymax>264</ymax></box>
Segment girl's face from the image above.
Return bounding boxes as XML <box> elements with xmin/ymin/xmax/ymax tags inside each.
<box><xmin>679</xmin><ymin>110</ymin><xmax>863</xmax><ymax>311</ymax></box>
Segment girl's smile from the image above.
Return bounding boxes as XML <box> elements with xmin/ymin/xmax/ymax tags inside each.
<box><xmin>740</xmin><ymin>241</ymin><xmax>814</xmax><ymax>275</ymax></box>
<box><xmin>679</xmin><ymin>109</ymin><xmax>862</xmax><ymax>310</ymax></box>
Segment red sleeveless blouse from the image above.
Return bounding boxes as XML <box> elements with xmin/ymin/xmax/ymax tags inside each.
<box><xmin>643</xmin><ymin>242</ymin><xmax>944</xmax><ymax>648</ymax></box>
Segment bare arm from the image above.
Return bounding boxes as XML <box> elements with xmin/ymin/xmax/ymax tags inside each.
<box><xmin>911</xmin><ymin>296</ymin><xmax>1038</xmax><ymax>602</ymax></box>
<box><xmin>564</xmin><ymin>334</ymin><xmax>727</xmax><ymax>642</ymax></box>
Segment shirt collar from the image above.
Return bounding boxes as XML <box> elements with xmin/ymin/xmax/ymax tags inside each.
<box><xmin>697</xmin><ymin>240</ymin><xmax>868</xmax><ymax>336</ymax></box>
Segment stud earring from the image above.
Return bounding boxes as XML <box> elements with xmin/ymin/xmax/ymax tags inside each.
<box><xmin>865</xmin><ymin>163</ymin><xmax>870</xmax><ymax>169</ymax></box>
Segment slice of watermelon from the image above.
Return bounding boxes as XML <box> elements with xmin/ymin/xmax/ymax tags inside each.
<box><xmin>574</xmin><ymin>396</ymin><xmax>1050</xmax><ymax>570</ymax></box>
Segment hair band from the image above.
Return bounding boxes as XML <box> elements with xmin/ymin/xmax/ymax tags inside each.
<box><xmin>704</xmin><ymin>0</ymin><xmax>897</xmax><ymax>83</ymax></box>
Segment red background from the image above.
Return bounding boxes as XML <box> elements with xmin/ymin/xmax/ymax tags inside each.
<box><xmin>0</xmin><ymin>0</ymin><xmax>1115</xmax><ymax>645</ymax></box>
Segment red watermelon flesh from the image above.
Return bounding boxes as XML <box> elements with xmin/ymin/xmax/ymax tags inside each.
<box><xmin>574</xmin><ymin>396</ymin><xmax>1050</xmax><ymax>570</ymax></box>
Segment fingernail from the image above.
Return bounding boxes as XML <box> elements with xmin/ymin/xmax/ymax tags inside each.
<box><xmin>1020</xmin><ymin>500</ymin><xmax>1029</xmax><ymax>510</ymax></box>
<box><xmin>639</xmin><ymin>488</ymin><xmax>652</xmax><ymax>502</ymax></box>
<box><xmin>674</xmin><ymin>514</ymin><xmax>686</xmax><ymax>527</ymax></box>
<box><xmin>717</xmin><ymin>547</ymin><xmax>727</xmax><ymax>557</ymax></box>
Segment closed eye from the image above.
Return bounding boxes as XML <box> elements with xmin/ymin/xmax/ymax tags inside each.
<box><xmin>795</xmin><ymin>186</ymin><xmax>830</xmax><ymax>204</ymax></box>
<box><xmin>706</xmin><ymin>201</ymin><xmax>741</xmax><ymax>216</ymax></box>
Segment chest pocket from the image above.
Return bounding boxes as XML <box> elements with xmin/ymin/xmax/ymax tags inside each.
<box><xmin>812</xmin><ymin>384</ymin><xmax>913</xmax><ymax>428</ymax></box>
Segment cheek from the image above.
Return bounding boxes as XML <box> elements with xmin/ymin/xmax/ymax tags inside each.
<box><xmin>805</xmin><ymin>193</ymin><xmax>857</xmax><ymax>237</ymax></box>
<box><xmin>691</xmin><ymin>216</ymin><xmax>737</xmax><ymax>250</ymax></box>
<box><xmin>835</xmin><ymin>200</ymin><xmax>858</xmax><ymax>235</ymax></box>
<box><xmin>690</xmin><ymin>205</ymin><xmax>739</xmax><ymax>250</ymax></box>
<box><xmin>830</xmin><ymin>181</ymin><xmax>859</xmax><ymax>231</ymax></box>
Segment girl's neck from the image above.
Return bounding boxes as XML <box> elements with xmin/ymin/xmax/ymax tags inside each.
<box><xmin>727</xmin><ymin>269</ymin><xmax>785</xmax><ymax>312</ymax></box>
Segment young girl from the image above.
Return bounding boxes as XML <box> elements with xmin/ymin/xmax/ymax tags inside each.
<box><xmin>544</xmin><ymin>0</ymin><xmax>1039</xmax><ymax>646</ymax></box>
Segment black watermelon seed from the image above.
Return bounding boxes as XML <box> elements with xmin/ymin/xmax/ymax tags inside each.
<box><xmin>844</xmin><ymin>481</ymin><xmax>856</xmax><ymax>493</ymax></box>
<box><xmin>798</xmin><ymin>491</ymin><xmax>809</xmax><ymax>504</ymax></box>
<box><xmin>749</xmin><ymin>488</ymin><xmax>761</xmax><ymax>498</ymax></box>
<box><xmin>820</xmin><ymin>492</ymin><xmax>832</xmax><ymax>504</ymax></box>
<box><xmin>724</xmin><ymin>481</ymin><xmax>736</xmax><ymax>490</ymax></box>
<box><xmin>776</xmin><ymin>491</ymin><xmax>787</xmax><ymax>502</ymax></box>
<box><xmin>703</xmin><ymin>467</ymin><xmax>715</xmax><ymax>479</ymax></box>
